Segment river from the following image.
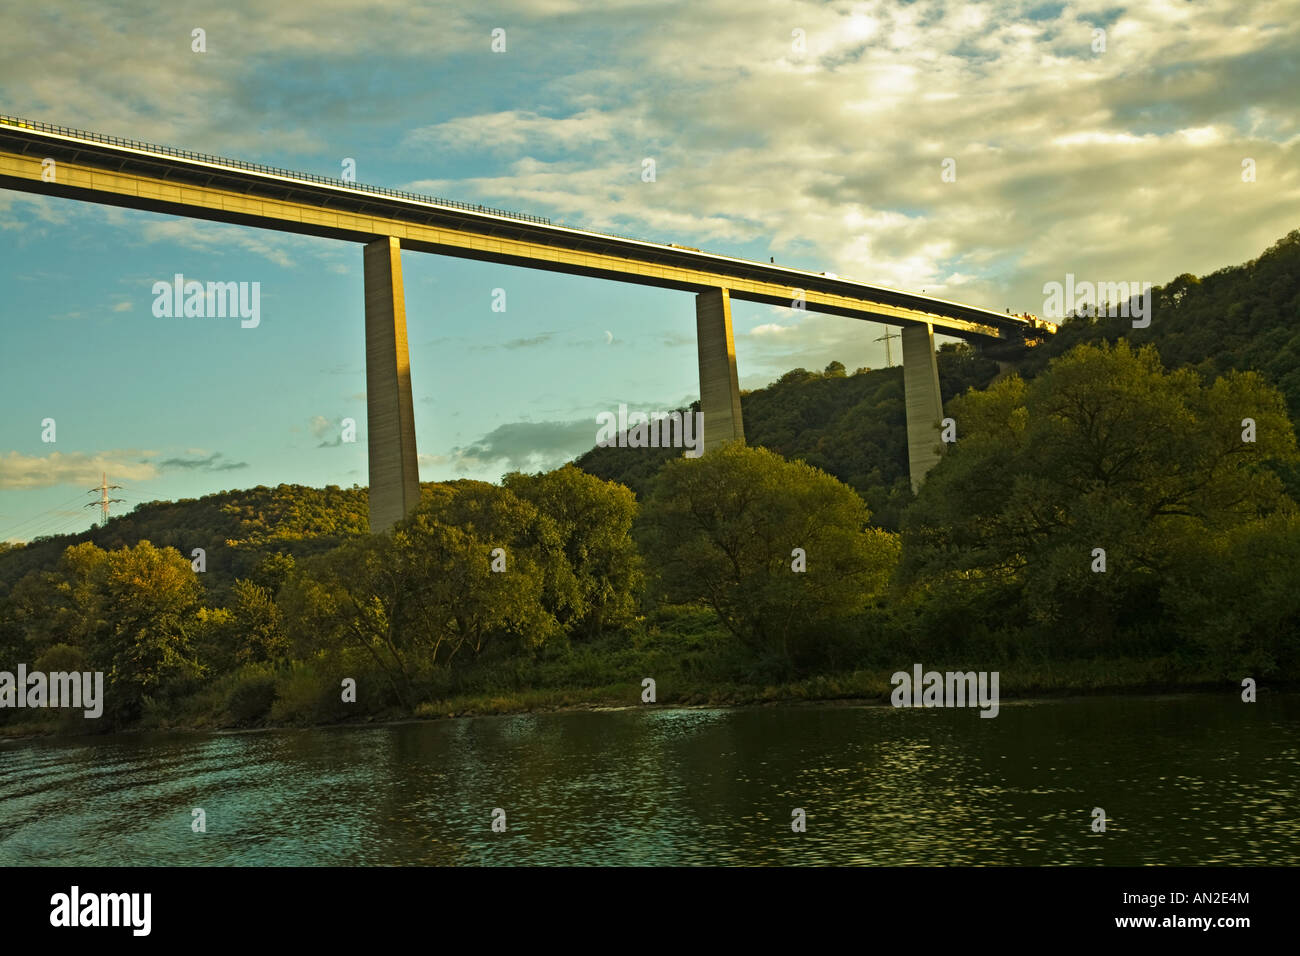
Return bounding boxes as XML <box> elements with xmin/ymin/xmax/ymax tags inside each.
<box><xmin>2</xmin><ymin>693</ymin><xmax>1297</xmax><ymax>865</ymax></box>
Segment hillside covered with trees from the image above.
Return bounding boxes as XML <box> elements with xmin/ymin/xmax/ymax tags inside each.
<box><xmin>576</xmin><ymin>345</ymin><xmax>1001</xmax><ymax>529</ymax></box>
<box><xmin>0</xmin><ymin>483</ymin><xmax>368</xmax><ymax>603</ymax></box>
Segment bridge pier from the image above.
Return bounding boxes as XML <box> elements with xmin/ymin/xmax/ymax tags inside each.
<box><xmin>900</xmin><ymin>322</ymin><xmax>945</xmax><ymax>491</ymax></box>
<box><xmin>695</xmin><ymin>287</ymin><xmax>745</xmax><ymax>452</ymax></box>
<box><xmin>364</xmin><ymin>236</ymin><xmax>421</xmax><ymax>531</ymax></box>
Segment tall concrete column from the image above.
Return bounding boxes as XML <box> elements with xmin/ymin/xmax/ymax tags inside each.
<box><xmin>695</xmin><ymin>287</ymin><xmax>745</xmax><ymax>452</ymax></box>
<box><xmin>901</xmin><ymin>322</ymin><xmax>944</xmax><ymax>491</ymax></box>
<box><xmin>364</xmin><ymin>236</ymin><xmax>421</xmax><ymax>531</ymax></box>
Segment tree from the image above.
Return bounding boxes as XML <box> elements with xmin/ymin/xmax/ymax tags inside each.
<box><xmin>280</xmin><ymin>533</ymin><xmax>419</xmax><ymax>706</ymax></box>
<box><xmin>93</xmin><ymin>541</ymin><xmax>205</xmax><ymax>720</ymax></box>
<box><xmin>11</xmin><ymin>541</ymin><xmax>207</xmax><ymax>723</ymax></box>
<box><xmin>5</xmin><ymin>541</ymin><xmax>109</xmax><ymax>657</ymax></box>
<box><xmin>504</xmin><ymin>465</ymin><xmax>643</xmax><ymax>638</ymax></box>
<box><xmin>900</xmin><ymin>341</ymin><xmax>1299</xmax><ymax>654</ymax></box>
<box><xmin>230</xmin><ymin>579</ymin><xmax>287</xmax><ymax>664</ymax></box>
<box><xmin>638</xmin><ymin>443</ymin><xmax>898</xmax><ymax>667</ymax></box>
<box><xmin>278</xmin><ymin>482</ymin><xmax>564</xmax><ymax>707</ymax></box>
<box><xmin>1163</xmin><ymin>510</ymin><xmax>1300</xmax><ymax>674</ymax></box>
<box><xmin>393</xmin><ymin>485</ymin><xmax>562</xmax><ymax>661</ymax></box>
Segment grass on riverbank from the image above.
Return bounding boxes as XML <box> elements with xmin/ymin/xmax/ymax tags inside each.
<box><xmin>1</xmin><ymin>605</ymin><xmax>1255</xmax><ymax>740</ymax></box>
<box><xmin>411</xmin><ymin>655</ymin><xmax>1240</xmax><ymax>718</ymax></box>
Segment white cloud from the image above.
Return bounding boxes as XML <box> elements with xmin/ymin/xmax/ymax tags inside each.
<box><xmin>405</xmin><ymin>109</ymin><xmax>622</xmax><ymax>153</ymax></box>
<box><xmin>0</xmin><ymin>450</ymin><xmax>159</xmax><ymax>489</ymax></box>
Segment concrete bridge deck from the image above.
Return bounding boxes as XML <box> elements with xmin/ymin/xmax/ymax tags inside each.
<box><xmin>0</xmin><ymin>116</ymin><xmax>1050</xmax><ymax>342</ymax></box>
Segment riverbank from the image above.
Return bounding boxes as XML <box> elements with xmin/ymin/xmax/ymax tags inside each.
<box><xmin>0</xmin><ymin>655</ymin><xmax>1268</xmax><ymax>742</ymax></box>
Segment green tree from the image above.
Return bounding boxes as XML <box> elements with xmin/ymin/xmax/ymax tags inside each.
<box><xmin>900</xmin><ymin>341</ymin><xmax>1299</xmax><ymax>655</ymax></box>
<box><xmin>278</xmin><ymin>534</ymin><xmax>417</xmax><ymax>707</ymax></box>
<box><xmin>190</xmin><ymin>579</ymin><xmax>287</xmax><ymax>673</ymax></box>
<box><xmin>12</xmin><ymin>541</ymin><xmax>207</xmax><ymax>723</ymax></box>
<box><xmin>230</xmin><ymin>579</ymin><xmax>287</xmax><ymax>664</ymax></box>
<box><xmin>399</xmin><ymin>482</ymin><xmax>564</xmax><ymax>659</ymax></box>
<box><xmin>504</xmin><ymin>464</ymin><xmax>644</xmax><ymax>638</ymax></box>
<box><xmin>279</xmin><ymin>482</ymin><xmax>564</xmax><ymax>707</ymax></box>
<box><xmin>1163</xmin><ymin>510</ymin><xmax>1300</xmax><ymax>674</ymax></box>
<box><xmin>92</xmin><ymin>541</ymin><xmax>205</xmax><ymax>720</ymax></box>
<box><xmin>638</xmin><ymin>443</ymin><xmax>898</xmax><ymax>668</ymax></box>
<box><xmin>5</xmin><ymin>542</ymin><xmax>111</xmax><ymax>657</ymax></box>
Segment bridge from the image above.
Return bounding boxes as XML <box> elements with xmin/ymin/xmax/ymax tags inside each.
<box><xmin>0</xmin><ymin>115</ymin><xmax>1055</xmax><ymax>530</ymax></box>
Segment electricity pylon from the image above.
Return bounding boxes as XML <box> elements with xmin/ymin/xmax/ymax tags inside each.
<box><xmin>85</xmin><ymin>472</ymin><xmax>124</xmax><ymax>525</ymax></box>
<box><xmin>874</xmin><ymin>329</ymin><xmax>901</xmax><ymax>367</ymax></box>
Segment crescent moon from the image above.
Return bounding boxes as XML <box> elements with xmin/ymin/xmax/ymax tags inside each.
<box><xmin>604</xmin><ymin>330</ymin><xmax>614</xmax><ymax>344</ymax></box>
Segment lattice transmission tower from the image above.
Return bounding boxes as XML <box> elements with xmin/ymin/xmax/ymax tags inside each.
<box><xmin>874</xmin><ymin>329</ymin><xmax>901</xmax><ymax>367</ymax></box>
<box><xmin>85</xmin><ymin>472</ymin><xmax>125</xmax><ymax>526</ymax></box>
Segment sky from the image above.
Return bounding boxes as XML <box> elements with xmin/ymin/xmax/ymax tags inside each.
<box><xmin>2</xmin><ymin>0</ymin><xmax>1298</xmax><ymax>541</ymax></box>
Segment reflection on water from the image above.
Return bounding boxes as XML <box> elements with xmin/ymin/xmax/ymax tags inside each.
<box><xmin>1</xmin><ymin>694</ymin><xmax>1296</xmax><ymax>865</ymax></box>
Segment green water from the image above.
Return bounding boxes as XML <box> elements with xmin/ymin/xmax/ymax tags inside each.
<box><xmin>2</xmin><ymin>694</ymin><xmax>1296</xmax><ymax>865</ymax></box>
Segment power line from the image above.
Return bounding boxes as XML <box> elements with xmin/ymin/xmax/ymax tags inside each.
<box><xmin>11</xmin><ymin>512</ymin><xmax>88</xmax><ymax>543</ymax></box>
<box><xmin>40</xmin><ymin>513</ymin><xmax>94</xmax><ymax>539</ymax></box>
<box><xmin>0</xmin><ymin>491</ymin><xmax>96</xmax><ymax>541</ymax></box>
<box><xmin>35</xmin><ymin>508</ymin><xmax>93</xmax><ymax>536</ymax></box>
<box><xmin>2</xmin><ymin>476</ymin><xmax>129</xmax><ymax>545</ymax></box>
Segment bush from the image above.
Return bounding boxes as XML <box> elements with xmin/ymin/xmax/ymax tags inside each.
<box><xmin>225</xmin><ymin>665</ymin><xmax>278</xmax><ymax>725</ymax></box>
<box><xmin>270</xmin><ymin>650</ymin><xmax>384</xmax><ymax>724</ymax></box>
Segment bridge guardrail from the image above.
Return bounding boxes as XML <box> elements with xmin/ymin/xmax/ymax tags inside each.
<box><xmin>0</xmin><ymin>113</ymin><xmax>554</xmax><ymax>227</ymax></box>
<box><xmin>0</xmin><ymin>115</ymin><xmax>706</xmax><ymax>250</ymax></box>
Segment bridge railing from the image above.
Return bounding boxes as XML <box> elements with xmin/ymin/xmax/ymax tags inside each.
<box><xmin>0</xmin><ymin>116</ymin><xmax>848</xmax><ymax>267</ymax></box>
<box><xmin>0</xmin><ymin>113</ymin><xmax>554</xmax><ymax>226</ymax></box>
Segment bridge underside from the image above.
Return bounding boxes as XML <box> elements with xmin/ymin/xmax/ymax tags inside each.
<box><xmin>0</xmin><ymin>138</ymin><xmax>1031</xmax><ymax>341</ymax></box>
<box><xmin>357</xmin><ymin>237</ymin><xmax>951</xmax><ymax>525</ymax></box>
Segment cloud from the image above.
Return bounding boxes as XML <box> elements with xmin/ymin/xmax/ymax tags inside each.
<box><xmin>397</xmin><ymin>0</ymin><xmax>1299</xmax><ymax>326</ymax></box>
<box><xmin>471</xmin><ymin>330</ymin><xmax>618</xmax><ymax>352</ymax></box>
<box><xmin>120</xmin><ymin>215</ymin><xmax>309</xmax><ymax>270</ymax></box>
<box><xmin>0</xmin><ymin>193</ymin><xmax>72</xmax><ymax>233</ymax></box>
<box><xmin>0</xmin><ymin>450</ymin><xmax>159</xmax><ymax>489</ymax></box>
<box><xmin>751</xmin><ymin>322</ymin><xmax>796</xmax><ymax>337</ymax></box>
<box><xmin>0</xmin><ymin>1</ymin><xmax>480</xmax><ymax>156</ymax></box>
<box><xmin>0</xmin><ymin>447</ymin><xmax>256</xmax><ymax>490</ymax></box>
<box><xmin>422</xmin><ymin>419</ymin><xmax>597</xmax><ymax>473</ymax></box>
<box><xmin>157</xmin><ymin>452</ymin><xmax>249</xmax><ymax>472</ymax></box>
<box><xmin>309</xmin><ymin>415</ymin><xmax>354</xmax><ymax>447</ymax></box>
<box><xmin>308</xmin><ymin>416</ymin><xmax>335</xmax><ymax>439</ymax></box>
<box><xmin>405</xmin><ymin>109</ymin><xmax>622</xmax><ymax>154</ymax></box>
<box><xmin>500</xmin><ymin>332</ymin><xmax>556</xmax><ymax>349</ymax></box>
